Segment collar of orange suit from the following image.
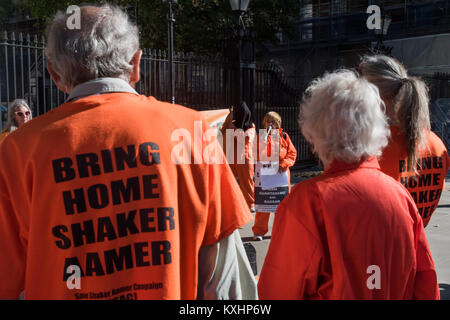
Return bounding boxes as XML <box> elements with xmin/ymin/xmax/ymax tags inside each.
<box><xmin>66</xmin><ymin>77</ymin><xmax>139</xmax><ymax>103</ymax></box>
<box><xmin>265</xmin><ymin>128</ymin><xmax>283</xmax><ymax>141</ymax></box>
<box><xmin>272</xmin><ymin>127</ymin><xmax>283</xmax><ymax>135</ymax></box>
<box><xmin>324</xmin><ymin>156</ymin><xmax>380</xmax><ymax>175</ymax></box>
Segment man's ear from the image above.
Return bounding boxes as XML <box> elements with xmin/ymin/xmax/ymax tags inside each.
<box><xmin>47</xmin><ymin>62</ymin><xmax>70</xmax><ymax>93</ymax></box>
<box><xmin>129</xmin><ymin>50</ymin><xmax>143</xmax><ymax>88</ymax></box>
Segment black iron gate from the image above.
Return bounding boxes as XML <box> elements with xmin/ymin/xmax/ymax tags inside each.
<box><xmin>0</xmin><ymin>31</ymin><xmax>315</xmax><ymax>165</ymax></box>
<box><xmin>423</xmin><ymin>72</ymin><xmax>450</xmax><ymax>150</ymax></box>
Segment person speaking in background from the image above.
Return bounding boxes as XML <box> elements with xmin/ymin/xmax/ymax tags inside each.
<box><xmin>359</xmin><ymin>55</ymin><xmax>450</xmax><ymax>227</ymax></box>
<box><xmin>0</xmin><ymin>99</ymin><xmax>32</xmax><ymax>144</ymax></box>
<box><xmin>258</xmin><ymin>70</ymin><xmax>439</xmax><ymax>300</ymax></box>
<box><xmin>252</xmin><ymin>111</ymin><xmax>297</xmax><ymax>241</ymax></box>
<box><xmin>0</xmin><ymin>4</ymin><xmax>256</xmax><ymax>300</ymax></box>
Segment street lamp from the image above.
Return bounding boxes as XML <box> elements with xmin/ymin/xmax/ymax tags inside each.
<box><xmin>229</xmin><ymin>0</ymin><xmax>250</xmax><ymax>14</ymax></box>
<box><xmin>227</xmin><ymin>0</ymin><xmax>255</xmax><ymax>118</ymax></box>
<box><xmin>374</xmin><ymin>15</ymin><xmax>392</xmax><ymax>54</ymax></box>
<box><xmin>230</xmin><ymin>0</ymin><xmax>250</xmax><ymax>31</ymax></box>
<box><xmin>163</xmin><ymin>0</ymin><xmax>177</xmax><ymax>104</ymax></box>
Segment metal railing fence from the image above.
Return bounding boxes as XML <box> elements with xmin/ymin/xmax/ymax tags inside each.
<box><xmin>0</xmin><ymin>31</ymin><xmax>315</xmax><ymax>166</ymax></box>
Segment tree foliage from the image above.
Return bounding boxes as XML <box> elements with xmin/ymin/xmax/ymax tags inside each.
<box><xmin>0</xmin><ymin>0</ymin><xmax>26</xmax><ymax>25</ymax></box>
<box><xmin>18</xmin><ymin>0</ymin><xmax>301</xmax><ymax>55</ymax></box>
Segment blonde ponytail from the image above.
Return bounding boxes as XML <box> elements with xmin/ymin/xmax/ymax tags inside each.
<box><xmin>359</xmin><ymin>55</ymin><xmax>431</xmax><ymax>174</ymax></box>
<box><xmin>397</xmin><ymin>77</ymin><xmax>430</xmax><ymax>172</ymax></box>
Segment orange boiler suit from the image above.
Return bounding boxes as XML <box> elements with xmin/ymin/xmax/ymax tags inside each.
<box><xmin>378</xmin><ymin>126</ymin><xmax>450</xmax><ymax>227</ymax></box>
<box><xmin>230</xmin><ymin>127</ymin><xmax>256</xmax><ymax>210</ymax></box>
<box><xmin>252</xmin><ymin>129</ymin><xmax>297</xmax><ymax>237</ymax></box>
<box><xmin>220</xmin><ymin>114</ymin><xmax>256</xmax><ymax>211</ymax></box>
<box><xmin>258</xmin><ymin>157</ymin><xmax>439</xmax><ymax>300</ymax></box>
<box><xmin>0</xmin><ymin>93</ymin><xmax>253</xmax><ymax>299</ymax></box>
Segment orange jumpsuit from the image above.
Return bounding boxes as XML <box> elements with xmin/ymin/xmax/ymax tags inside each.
<box><xmin>220</xmin><ymin>114</ymin><xmax>256</xmax><ymax>210</ymax></box>
<box><xmin>0</xmin><ymin>93</ymin><xmax>253</xmax><ymax>299</ymax></box>
<box><xmin>378</xmin><ymin>126</ymin><xmax>450</xmax><ymax>227</ymax></box>
<box><xmin>258</xmin><ymin>157</ymin><xmax>439</xmax><ymax>300</ymax></box>
<box><xmin>252</xmin><ymin>129</ymin><xmax>297</xmax><ymax>236</ymax></box>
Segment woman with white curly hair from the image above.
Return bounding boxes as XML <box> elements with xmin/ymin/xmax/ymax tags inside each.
<box><xmin>0</xmin><ymin>99</ymin><xmax>32</xmax><ymax>144</ymax></box>
<box><xmin>258</xmin><ymin>69</ymin><xmax>439</xmax><ymax>300</ymax></box>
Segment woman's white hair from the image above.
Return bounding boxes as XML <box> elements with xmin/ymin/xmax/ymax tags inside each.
<box><xmin>4</xmin><ymin>99</ymin><xmax>32</xmax><ymax>133</ymax></box>
<box><xmin>299</xmin><ymin>69</ymin><xmax>390</xmax><ymax>166</ymax></box>
<box><xmin>45</xmin><ymin>4</ymin><xmax>140</xmax><ymax>90</ymax></box>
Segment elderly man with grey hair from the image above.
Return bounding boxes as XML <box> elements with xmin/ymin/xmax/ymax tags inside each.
<box><xmin>0</xmin><ymin>4</ymin><xmax>257</xmax><ymax>300</ymax></box>
<box><xmin>258</xmin><ymin>70</ymin><xmax>439</xmax><ymax>300</ymax></box>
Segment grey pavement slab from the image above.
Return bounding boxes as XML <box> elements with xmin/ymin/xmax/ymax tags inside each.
<box><xmin>240</xmin><ymin>213</ymin><xmax>274</xmax><ymax>276</ymax></box>
<box><xmin>425</xmin><ymin>175</ymin><xmax>450</xmax><ymax>300</ymax></box>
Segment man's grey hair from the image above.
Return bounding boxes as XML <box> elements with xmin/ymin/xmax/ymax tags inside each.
<box><xmin>299</xmin><ymin>69</ymin><xmax>390</xmax><ymax>167</ymax></box>
<box><xmin>45</xmin><ymin>4</ymin><xmax>140</xmax><ymax>89</ymax></box>
<box><xmin>5</xmin><ymin>99</ymin><xmax>32</xmax><ymax>133</ymax></box>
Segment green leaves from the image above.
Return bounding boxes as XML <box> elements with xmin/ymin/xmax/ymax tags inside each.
<box><xmin>16</xmin><ymin>0</ymin><xmax>301</xmax><ymax>55</ymax></box>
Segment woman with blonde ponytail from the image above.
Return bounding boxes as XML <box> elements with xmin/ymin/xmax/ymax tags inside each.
<box><xmin>359</xmin><ymin>55</ymin><xmax>450</xmax><ymax>227</ymax></box>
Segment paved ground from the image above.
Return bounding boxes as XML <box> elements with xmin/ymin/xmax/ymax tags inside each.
<box><xmin>240</xmin><ymin>170</ymin><xmax>450</xmax><ymax>300</ymax></box>
<box><xmin>424</xmin><ymin>174</ymin><xmax>450</xmax><ymax>299</ymax></box>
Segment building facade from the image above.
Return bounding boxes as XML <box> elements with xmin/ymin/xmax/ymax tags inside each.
<box><xmin>263</xmin><ymin>0</ymin><xmax>450</xmax><ymax>95</ymax></box>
